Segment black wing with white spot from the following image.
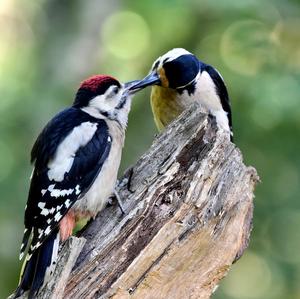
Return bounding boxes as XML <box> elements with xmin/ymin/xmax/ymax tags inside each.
<box><xmin>20</xmin><ymin>107</ymin><xmax>112</xmax><ymax>259</ymax></box>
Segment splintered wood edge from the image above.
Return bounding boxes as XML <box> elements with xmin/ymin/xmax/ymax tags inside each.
<box><xmin>9</xmin><ymin>105</ymin><xmax>258</xmax><ymax>299</ymax></box>
<box><xmin>105</xmin><ymin>147</ymin><xmax>257</xmax><ymax>299</ymax></box>
<box><xmin>62</xmin><ymin>105</ymin><xmax>259</xmax><ymax>299</ymax></box>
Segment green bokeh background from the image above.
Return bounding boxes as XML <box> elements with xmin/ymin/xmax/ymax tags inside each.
<box><xmin>1</xmin><ymin>0</ymin><xmax>300</xmax><ymax>298</ymax></box>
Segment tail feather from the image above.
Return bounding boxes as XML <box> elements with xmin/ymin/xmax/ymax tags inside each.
<box><xmin>15</xmin><ymin>228</ymin><xmax>60</xmax><ymax>298</ymax></box>
<box><xmin>19</xmin><ymin>228</ymin><xmax>32</xmax><ymax>260</ymax></box>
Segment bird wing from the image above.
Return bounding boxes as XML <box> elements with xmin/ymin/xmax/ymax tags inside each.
<box><xmin>20</xmin><ymin>108</ymin><xmax>112</xmax><ymax>259</ymax></box>
<box><xmin>203</xmin><ymin>64</ymin><xmax>233</xmax><ymax>134</ymax></box>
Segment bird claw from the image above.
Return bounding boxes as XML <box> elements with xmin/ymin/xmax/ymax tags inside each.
<box><xmin>109</xmin><ymin>189</ymin><xmax>125</xmax><ymax>214</ymax></box>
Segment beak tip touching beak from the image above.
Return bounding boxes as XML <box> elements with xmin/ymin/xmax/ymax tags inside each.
<box><xmin>125</xmin><ymin>72</ymin><xmax>161</xmax><ymax>94</ymax></box>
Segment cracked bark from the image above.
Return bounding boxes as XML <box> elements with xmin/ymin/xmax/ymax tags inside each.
<box><xmin>11</xmin><ymin>104</ymin><xmax>259</xmax><ymax>299</ymax></box>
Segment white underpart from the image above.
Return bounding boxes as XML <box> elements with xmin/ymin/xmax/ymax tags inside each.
<box><xmin>72</xmin><ymin>119</ymin><xmax>125</xmax><ymax>217</ymax></box>
<box><xmin>176</xmin><ymin>70</ymin><xmax>230</xmax><ymax>134</ymax></box>
<box><xmin>47</xmin><ymin>122</ymin><xmax>98</xmax><ymax>182</ymax></box>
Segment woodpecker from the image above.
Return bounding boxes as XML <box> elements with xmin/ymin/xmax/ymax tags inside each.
<box><xmin>15</xmin><ymin>75</ymin><xmax>141</xmax><ymax>298</ymax></box>
<box><xmin>132</xmin><ymin>48</ymin><xmax>233</xmax><ymax>140</ymax></box>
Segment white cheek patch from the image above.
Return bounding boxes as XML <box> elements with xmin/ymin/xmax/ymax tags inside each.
<box><xmin>88</xmin><ymin>87</ymin><xmax>122</xmax><ymax>113</ymax></box>
<box><xmin>83</xmin><ymin>89</ymin><xmax>124</xmax><ymax>121</ymax></box>
<box><xmin>47</xmin><ymin>122</ymin><xmax>98</xmax><ymax>182</ymax></box>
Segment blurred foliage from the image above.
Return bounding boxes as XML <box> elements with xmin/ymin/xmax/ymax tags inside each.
<box><xmin>0</xmin><ymin>0</ymin><xmax>299</xmax><ymax>297</ymax></box>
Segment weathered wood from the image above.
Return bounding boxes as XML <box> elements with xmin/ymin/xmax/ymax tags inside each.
<box><xmin>11</xmin><ymin>104</ymin><xmax>258</xmax><ymax>299</ymax></box>
<box><xmin>64</xmin><ymin>105</ymin><xmax>258</xmax><ymax>299</ymax></box>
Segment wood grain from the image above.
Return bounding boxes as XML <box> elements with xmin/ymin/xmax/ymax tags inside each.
<box><xmin>11</xmin><ymin>104</ymin><xmax>258</xmax><ymax>299</ymax></box>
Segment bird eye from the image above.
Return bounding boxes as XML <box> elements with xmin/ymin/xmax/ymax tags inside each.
<box><xmin>112</xmin><ymin>86</ymin><xmax>119</xmax><ymax>94</ymax></box>
<box><xmin>107</xmin><ymin>86</ymin><xmax>119</xmax><ymax>98</ymax></box>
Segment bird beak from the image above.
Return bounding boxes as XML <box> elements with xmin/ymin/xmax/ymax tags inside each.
<box><xmin>126</xmin><ymin>72</ymin><xmax>161</xmax><ymax>93</ymax></box>
<box><xmin>124</xmin><ymin>80</ymin><xmax>141</xmax><ymax>92</ymax></box>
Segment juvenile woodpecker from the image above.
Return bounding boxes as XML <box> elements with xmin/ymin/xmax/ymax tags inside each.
<box><xmin>15</xmin><ymin>75</ymin><xmax>140</xmax><ymax>298</ymax></box>
<box><xmin>133</xmin><ymin>48</ymin><xmax>233</xmax><ymax>140</ymax></box>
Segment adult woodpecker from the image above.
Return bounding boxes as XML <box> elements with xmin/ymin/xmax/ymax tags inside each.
<box><xmin>15</xmin><ymin>75</ymin><xmax>141</xmax><ymax>298</ymax></box>
<box><xmin>132</xmin><ymin>48</ymin><xmax>233</xmax><ymax>140</ymax></box>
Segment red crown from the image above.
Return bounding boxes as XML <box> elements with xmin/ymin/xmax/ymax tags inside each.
<box><xmin>79</xmin><ymin>75</ymin><xmax>120</xmax><ymax>93</ymax></box>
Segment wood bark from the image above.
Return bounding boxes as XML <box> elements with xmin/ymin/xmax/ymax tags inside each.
<box><xmin>11</xmin><ymin>105</ymin><xmax>259</xmax><ymax>299</ymax></box>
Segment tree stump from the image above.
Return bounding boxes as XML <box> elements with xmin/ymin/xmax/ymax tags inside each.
<box><xmin>12</xmin><ymin>105</ymin><xmax>259</xmax><ymax>299</ymax></box>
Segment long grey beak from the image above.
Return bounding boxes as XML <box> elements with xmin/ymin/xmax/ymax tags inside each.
<box><xmin>126</xmin><ymin>72</ymin><xmax>161</xmax><ymax>93</ymax></box>
<box><xmin>124</xmin><ymin>80</ymin><xmax>141</xmax><ymax>91</ymax></box>
<box><xmin>122</xmin><ymin>80</ymin><xmax>141</xmax><ymax>96</ymax></box>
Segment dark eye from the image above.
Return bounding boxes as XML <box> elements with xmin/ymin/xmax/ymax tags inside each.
<box><xmin>107</xmin><ymin>86</ymin><xmax>119</xmax><ymax>98</ymax></box>
<box><xmin>112</xmin><ymin>86</ymin><xmax>119</xmax><ymax>94</ymax></box>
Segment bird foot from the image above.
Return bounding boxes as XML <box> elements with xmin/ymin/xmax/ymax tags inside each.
<box><xmin>110</xmin><ymin>189</ymin><xmax>125</xmax><ymax>214</ymax></box>
<box><xmin>59</xmin><ymin>210</ymin><xmax>75</xmax><ymax>241</ymax></box>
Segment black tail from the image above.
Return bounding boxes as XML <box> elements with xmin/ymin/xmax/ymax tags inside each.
<box><xmin>14</xmin><ymin>229</ymin><xmax>60</xmax><ymax>299</ymax></box>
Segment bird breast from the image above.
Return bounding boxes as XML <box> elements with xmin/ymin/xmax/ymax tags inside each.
<box><xmin>72</xmin><ymin>121</ymin><xmax>125</xmax><ymax>218</ymax></box>
<box><xmin>150</xmin><ymin>86</ymin><xmax>184</xmax><ymax>131</ymax></box>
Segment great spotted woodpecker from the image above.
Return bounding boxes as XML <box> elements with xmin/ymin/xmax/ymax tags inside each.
<box><xmin>133</xmin><ymin>48</ymin><xmax>233</xmax><ymax>140</ymax></box>
<box><xmin>15</xmin><ymin>75</ymin><xmax>141</xmax><ymax>298</ymax></box>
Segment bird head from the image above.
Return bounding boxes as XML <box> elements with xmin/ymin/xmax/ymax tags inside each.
<box><xmin>131</xmin><ymin>48</ymin><xmax>200</xmax><ymax>91</ymax></box>
<box><xmin>73</xmin><ymin>75</ymin><xmax>141</xmax><ymax>127</ymax></box>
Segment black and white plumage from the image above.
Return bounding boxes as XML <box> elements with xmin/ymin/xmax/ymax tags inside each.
<box><xmin>131</xmin><ymin>48</ymin><xmax>233</xmax><ymax>140</ymax></box>
<box><xmin>15</xmin><ymin>75</ymin><xmax>140</xmax><ymax>298</ymax></box>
